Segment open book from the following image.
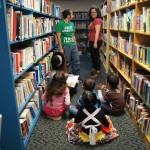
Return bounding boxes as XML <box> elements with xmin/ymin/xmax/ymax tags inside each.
<box><xmin>66</xmin><ymin>75</ymin><xmax>79</xmax><ymax>88</ymax></box>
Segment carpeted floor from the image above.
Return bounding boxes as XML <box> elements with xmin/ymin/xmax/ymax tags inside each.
<box><xmin>27</xmin><ymin>54</ymin><xmax>147</xmax><ymax>150</ymax></box>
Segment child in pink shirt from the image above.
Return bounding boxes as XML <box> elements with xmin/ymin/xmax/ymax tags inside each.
<box><xmin>42</xmin><ymin>71</ymin><xmax>70</xmax><ymax>120</ymax></box>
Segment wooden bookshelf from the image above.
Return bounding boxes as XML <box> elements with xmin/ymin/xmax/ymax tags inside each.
<box><xmin>104</xmin><ymin>0</ymin><xmax>150</xmax><ymax>148</ymax></box>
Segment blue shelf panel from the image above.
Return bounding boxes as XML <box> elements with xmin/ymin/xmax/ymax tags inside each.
<box><xmin>10</xmin><ymin>32</ymin><xmax>55</xmax><ymax>45</ymax></box>
<box><xmin>14</xmin><ymin>63</ymin><xmax>34</xmax><ymax>81</ymax></box>
<box><xmin>6</xmin><ymin>2</ymin><xmax>60</xmax><ymax>19</ymax></box>
<box><xmin>23</xmin><ymin>108</ymin><xmax>41</xmax><ymax>147</ymax></box>
<box><xmin>14</xmin><ymin>44</ymin><xmax>58</xmax><ymax>81</ymax></box>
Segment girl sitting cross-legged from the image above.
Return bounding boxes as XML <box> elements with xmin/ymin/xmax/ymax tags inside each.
<box><xmin>42</xmin><ymin>71</ymin><xmax>70</xmax><ymax>121</ymax></box>
<box><xmin>66</xmin><ymin>91</ymin><xmax>118</xmax><ymax>145</ymax></box>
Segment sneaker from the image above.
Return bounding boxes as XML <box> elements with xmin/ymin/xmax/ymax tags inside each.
<box><xmin>96</xmin><ymin>70</ymin><xmax>100</xmax><ymax>76</ymax></box>
<box><xmin>47</xmin><ymin>115</ymin><xmax>62</xmax><ymax>121</ymax></box>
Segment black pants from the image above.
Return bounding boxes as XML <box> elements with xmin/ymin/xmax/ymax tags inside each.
<box><xmin>89</xmin><ymin>40</ymin><xmax>102</xmax><ymax>71</ymax></box>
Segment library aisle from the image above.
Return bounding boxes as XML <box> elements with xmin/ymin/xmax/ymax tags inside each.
<box><xmin>27</xmin><ymin>54</ymin><xmax>147</xmax><ymax>150</ymax></box>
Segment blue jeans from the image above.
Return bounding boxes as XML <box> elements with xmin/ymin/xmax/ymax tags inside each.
<box><xmin>69</xmin><ymin>104</ymin><xmax>78</xmax><ymax>116</ymax></box>
<box><xmin>63</xmin><ymin>45</ymin><xmax>80</xmax><ymax>75</ymax></box>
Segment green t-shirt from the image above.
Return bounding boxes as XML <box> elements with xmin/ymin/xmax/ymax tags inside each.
<box><xmin>56</xmin><ymin>20</ymin><xmax>75</xmax><ymax>46</ymax></box>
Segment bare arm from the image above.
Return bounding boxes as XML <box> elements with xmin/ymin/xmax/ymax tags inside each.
<box><xmin>94</xmin><ymin>24</ymin><xmax>101</xmax><ymax>48</ymax></box>
<box><xmin>73</xmin><ymin>33</ymin><xmax>77</xmax><ymax>44</ymax></box>
<box><xmin>56</xmin><ymin>32</ymin><xmax>64</xmax><ymax>53</ymax></box>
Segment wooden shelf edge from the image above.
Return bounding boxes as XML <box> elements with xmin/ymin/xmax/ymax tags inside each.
<box><xmin>126</xmin><ymin>106</ymin><xmax>150</xmax><ymax>150</ymax></box>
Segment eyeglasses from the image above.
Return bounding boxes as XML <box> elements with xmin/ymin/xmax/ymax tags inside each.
<box><xmin>91</xmin><ymin>12</ymin><xmax>97</xmax><ymax>14</ymax></box>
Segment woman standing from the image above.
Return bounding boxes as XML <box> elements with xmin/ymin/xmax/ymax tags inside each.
<box><xmin>88</xmin><ymin>5</ymin><xmax>103</xmax><ymax>77</ymax></box>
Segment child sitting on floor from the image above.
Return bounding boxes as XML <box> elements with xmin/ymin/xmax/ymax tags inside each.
<box><xmin>41</xmin><ymin>71</ymin><xmax>70</xmax><ymax>120</ymax></box>
<box><xmin>97</xmin><ymin>73</ymin><xmax>125</xmax><ymax>116</ymax></box>
<box><xmin>69</xmin><ymin>78</ymin><xmax>100</xmax><ymax>115</ymax></box>
<box><xmin>66</xmin><ymin>91</ymin><xmax>118</xmax><ymax>145</ymax></box>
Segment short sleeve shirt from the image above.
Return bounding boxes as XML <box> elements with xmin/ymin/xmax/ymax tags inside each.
<box><xmin>89</xmin><ymin>18</ymin><xmax>103</xmax><ymax>41</ymax></box>
<box><xmin>56</xmin><ymin>20</ymin><xmax>76</xmax><ymax>46</ymax></box>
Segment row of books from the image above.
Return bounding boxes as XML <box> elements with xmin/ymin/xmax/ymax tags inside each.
<box><xmin>120</xmin><ymin>57</ymin><xmax>132</xmax><ymax>78</ymax></box>
<box><xmin>101</xmin><ymin>42</ymin><xmax>106</xmax><ymax>54</ymax></box>
<box><xmin>118</xmin><ymin>34</ymin><xmax>134</xmax><ymax>56</ymax></box>
<box><xmin>110</xmin><ymin>9</ymin><xmax>135</xmax><ymax>31</ymax></box>
<box><xmin>19</xmin><ymin>91</ymin><xmax>40</xmax><ymax>139</ymax></box>
<box><xmin>136</xmin><ymin>7</ymin><xmax>150</xmax><ymax>33</ymax></box>
<box><xmin>73</xmin><ymin>12</ymin><xmax>88</xmax><ymax>20</ymax></box>
<box><xmin>7</xmin><ymin>0</ymin><xmax>61</xmax><ymax>18</ymax></box>
<box><xmin>16</xmin><ymin>51</ymin><xmax>53</xmax><ymax>108</ymax></box>
<box><xmin>132</xmin><ymin>71</ymin><xmax>150</xmax><ymax>106</ymax></box>
<box><xmin>103</xmin><ymin>18</ymin><xmax>107</xmax><ymax>28</ymax></box>
<box><xmin>110</xmin><ymin>35</ymin><xmax>150</xmax><ymax>68</ymax></box>
<box><xmin>74</xmin><ymin>22</ymin><xmax>87</xmax><ymax>29</ymax></box>
<box><xmin>109</xmin><ymin>49</ymin><xmax>132</xmax><ymax>79</ymax></box>
<box><xmin>110</xmin><ymin>35</ymin><xmax>118</xmax><ymax>47</ymax></box>
<box><xmin>129</xmin><ymin>96</ymin><xmax>150</xmax><ymax>134</ymax></box>
<box><xmin>109</xmin><ymin>48</ymin><xmax>118</xmax><ymax>67</ymax></box>
<box><xmin>102</xmin><ymin>33</ymin><xmax>107</xmax><ymax>42</ymax></box>
<box><xmin>100</xmin><ymin>52</ymin><xmax>106</xmax><ymax>65</ymax></box>
<box><xmin>110</xmin><ymin>0</ymin><xmax>136</xmax><ymax>12</ymax></box>
<box><xmin>12</xmin><ymin>36</ymin><xmax>54</xmax><ymax>75</ymax></box>
<box><xmin>134</xmin><ymin>45</ymin><xmax>150</xmax><ymax>67</ymax></box>
<box><xmin>101</xmin><ymin>5</ymin><xmax>107</xmax><ymax>17</ymax></box>
<box><xmin>7</xmin><ymin>6</ymin><xmax>55</xmax><ymax>41</ymax></box>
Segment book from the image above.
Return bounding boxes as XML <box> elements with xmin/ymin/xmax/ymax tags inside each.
<box><xmin>66</xmin><ymin>75</ymin><xmax>79</xmax><ymax>88</ymax></box>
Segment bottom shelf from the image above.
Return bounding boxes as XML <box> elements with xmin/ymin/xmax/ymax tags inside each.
<box><xmin>126</xmin><ymin>105</ymin><xmax>150</xmax><ymax>149</ymax></box>
<box><xmin>23</xmin><ymin>108</ymin><xmax>41</xmax><ymax>147</ymax></box>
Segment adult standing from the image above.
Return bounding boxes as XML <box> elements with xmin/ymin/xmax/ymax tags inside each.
<box><xmin>56</xmin><ymin>9</ymin><xmax>80</xmax><ymax>77</ymax></box>
<box><xmin>88</xmin><ymin>5</ymin><xmax>103</xmax><ymax>77</ymax></box>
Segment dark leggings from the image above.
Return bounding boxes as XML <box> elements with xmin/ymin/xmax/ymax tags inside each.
<box><xmin>89</xmin><ymin>40</ymin><xmax>102</xmax><ymax>71</ymax></box>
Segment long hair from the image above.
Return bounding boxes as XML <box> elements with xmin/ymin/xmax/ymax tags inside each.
<box><xmin>88</xmin><ymin>5</ymin><xmax>102</xmax><ymax>21</ymax></box>
<box><xmin>45</xmin><ymin>71</ymin><xmax>67</xmax><ymax>104</ymax></box>
<box><xmin>82</xmin><ymin>91</ymin><xmax>97</xmax><ymax>108</ymax></box>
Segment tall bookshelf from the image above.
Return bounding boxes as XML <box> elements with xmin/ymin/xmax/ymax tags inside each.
<box><xmin>0</xmin><ymin>0</ymin><xmax>60</xmax><ymax>149</ymax></box>
<box><xmin>72</xmin><ymin>11</ymin><xmax>89</xmax><ymax>52</ymax></box>
<box><xmin>103</xmin><ymin>0</ymin><xmax>150</xmax><ymax>149</ymax></box>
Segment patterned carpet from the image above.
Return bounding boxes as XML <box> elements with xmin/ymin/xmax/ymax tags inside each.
<box><xmin>27</xmin><ymin>54</ymin><xmax>147</xmax><ymax>150</ymax></box>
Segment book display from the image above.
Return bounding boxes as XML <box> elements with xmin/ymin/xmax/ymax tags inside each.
<box><xmin>0</xmin><ymin>0</ymin><xmax>60</xmax><ymax>149</ymax></box>
<box><xmin>102</xmin><ymin>0</ymin><xmax>150</xmax><ymax>149</ymax></box>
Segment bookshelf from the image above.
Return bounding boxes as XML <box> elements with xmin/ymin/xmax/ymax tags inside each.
<box><xmin>72</xmin><ymin>11</ymin><xmax>89</xmax><ymax>52</ymax></box>
<box><xmin>101</xmin><ymin>0</ymin><xmax>110</xmax><ymax>73</ymax></box>
<box><xmin>0</xmin><ymin>0</ymin><xmax>60</xmax><ymax>149</ymax></box>
<box><xmin>103</xmin><ymin>0</ymin><xmax>150</xmax><ymax>149</ymax></box>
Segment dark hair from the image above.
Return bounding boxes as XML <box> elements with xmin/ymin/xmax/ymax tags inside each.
<box><xmin>83</xmin><ymin>78</ymin><xmax>95</xmax><ymax>91</ymax></box>
<box><xmin>62</xmin><ymin>9</ymin><xmax>71</xmax><ymax>19</ymax></box>
<box><xmin>46</xmin><ymin>71</ymin><xmax>67</xmax><ymax>103</ymax></box>
<box><xmin>88</xmin><ymin>5</ymin><xmax>102</xmax><ymax>21</ymax></box>
<box><xmin>107</xmin><ymin>74</ymin><xmax>119</xmax><ymax>89</ymax></box>
<box><xmin>82</xmin><ymin>91</ymin><xmax>97</xmax><ymax>107</ymax></box>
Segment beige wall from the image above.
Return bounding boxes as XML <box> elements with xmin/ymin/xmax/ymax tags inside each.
<box><xmin>51</xmin><ymin>0</ymin><xmax>103</xmax><ymax>12</ymax></box>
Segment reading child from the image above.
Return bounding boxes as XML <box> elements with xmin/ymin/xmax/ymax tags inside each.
<box><xmin>69</xmin><ymin>78</ymin><xmax>100</xmax><ymax>115</ymax></box>
<box><xmin>42</xmin><ymin>71</ymin><xmax>70</xmax><ymax>120</ymax></box>
<box><xmin>66</xmin><ymin>91</ymin><xmax>118</xmax><ymax>145</ymax></box>
<box><xmin>97</xmin><ymin>74</ymin><xmax>125</xmax><ymax>115</ymax></box>
<box><xmin>50</xmin><ymin>52</ymin><xmax>78</xmax><ymax>97</ymax></box>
